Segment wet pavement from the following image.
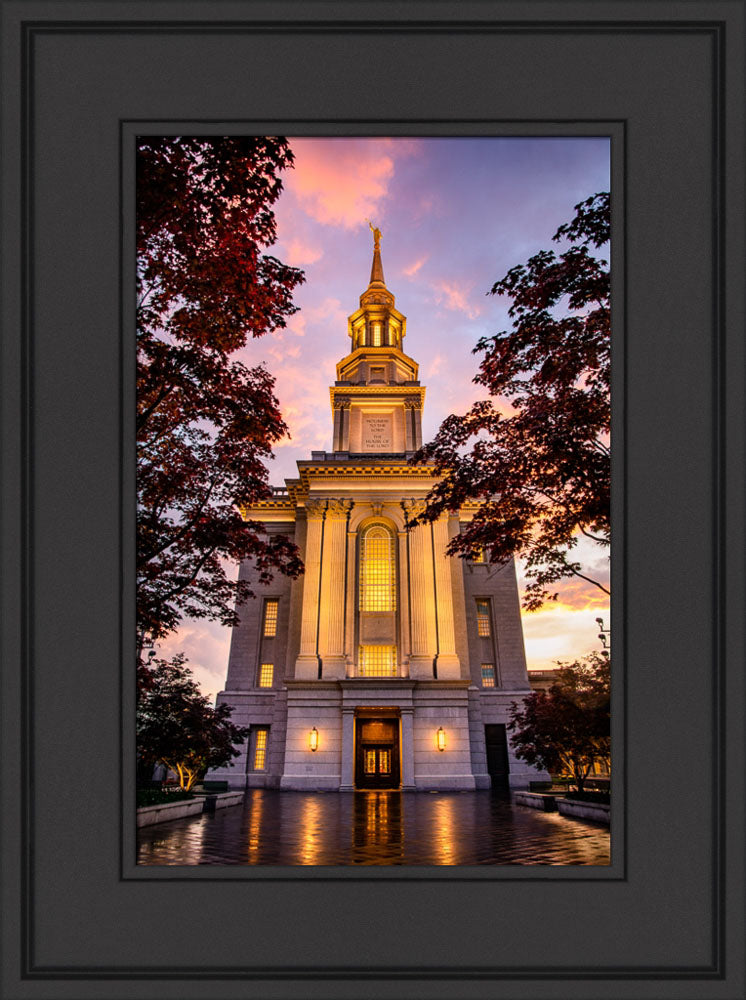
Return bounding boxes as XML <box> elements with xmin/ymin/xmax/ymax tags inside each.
<box><xmin>137</xmin><ymin>790</ymin><xmax>610</xmax><ymax>866</ymax></box>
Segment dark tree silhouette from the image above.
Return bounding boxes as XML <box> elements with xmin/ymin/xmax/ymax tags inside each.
<box><xmin>137</xmin><ymin>137</ymin><xmax>305</xmax><ymax>645</ymax></box>
<box><xmin>413</xmin><ymin>193</ymin><xmax>610</xmax><ymax>610</ymax></box>
<box><xmin>508</xmin><ymin>652</ymin><xmax>610</xmax><ymax>793</ymax></box>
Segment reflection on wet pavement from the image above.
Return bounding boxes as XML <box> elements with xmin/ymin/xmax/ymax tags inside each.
<box><xmin>137</xmin><ymin>790</ymin><xmax>610</xmax><ymax>866</ymax></box>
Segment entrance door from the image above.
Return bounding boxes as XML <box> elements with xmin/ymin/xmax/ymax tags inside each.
<box><xmin>355</xmin><ymin>717</ymin><xmax>400</xmax><ymax>789</ymax></box>
<box><xmin>484</xmin><ymin>723</ymin><xmax>510</xmax><ymax>794</ymax></box>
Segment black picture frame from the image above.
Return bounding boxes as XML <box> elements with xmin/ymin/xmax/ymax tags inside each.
<box><xmin>1</xmin><ymin>2</ymin><xmax>743</xmax><ymax>998</ymax></box>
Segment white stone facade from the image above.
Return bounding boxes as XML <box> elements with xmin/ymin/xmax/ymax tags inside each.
<box><xmin>209</xmin><ymin>238</ymin><xmax>545</xmax><ymax>792</ymax></box>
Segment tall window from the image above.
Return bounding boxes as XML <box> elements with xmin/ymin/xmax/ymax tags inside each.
<box><xmin>254</xmin><ymin>729</ymin><xmax>268</xmax><ymax>771</ymax></box>
<box><xmin>475</xmin><ymin>599</ymin><xmax>491</xmax><ymax>637</ymax></box>
<box><xmin>263</xmin><ymin>599</ymin><xmax>278</xmax><ymax>637</ymax></box>
<box><xmin>258</xmin><ymin>663</ymin><xmax>274</xmax><ymax>688</ymax></box>
<box><xmin>359</xmin><ymin>645</ymin><xmax>397</xmax><ymax>677</ymax></box>
<box><xmin>371</xmin><ymin>322</ymin><xmax>382</xmax><ymax>346</ymax></box>
<box><xmin>481</xmin><ymin>664</ymin><xmax>496</xmax><ymax>688</ymax></box>
<box><xmin>359</xmin><ymin>525</ymin><xmax>396</xmax><ymax>612</ymax></box>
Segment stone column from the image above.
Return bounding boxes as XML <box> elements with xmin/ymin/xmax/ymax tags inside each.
<box><xmin>397</xmin><ymin>529</ymin><xmax>411</xmax><ymax>676</ymax></box>
<box><xmin>344</xmin><ymin>525</ymin><xmax>357</xmax><ymax>675</ymax></box>
<box><xmin>332</xmin><ymin>396</ymin><xmax>350</xmax><ymax>451</ymax></box>
<box><xmin>402</xmin><ymin>499</ymin><xmax>437</xmax><ymax>679</ymax></box>
<box><xmin>403</xmin><ymin>397</ymin><xmax>422</xmax><ymax>452</ymax></box>
<box><xmin>318</xmin><ymin>499</ymin><xmax>353</xmax><ymax>679</ymax></box>
<box><xmin>431</xmin><ymin>515</ymin><xmax>461</xmax><ymax>679</ymax></box>
<box><xmin>295</xmin><ymin>499</ymin><xmax>326</xmax><ymax>680</ymax></box>
<box><xmin>339</xmin><ymin>707</ymin><xmax>355</xmax><ymax>790</ymax></box>
<box><xmin>400</xmin><ymin>708</ymin><xmax>416</xmax><ymax>790</ymax></box>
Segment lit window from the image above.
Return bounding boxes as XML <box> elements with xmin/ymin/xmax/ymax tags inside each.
<box><xmin>258</xmin><ymin>663</ymin><xmax>274</xmax><ymax>688</ymax></box>
<box><xmin>481</xmin><ymin>664</ymin><xmax>496</xmax><ymax>687</ymax></box>
<box><xmin>472</xmin><ymin>548</ymin><xmax>485</xmax><ymax>564</ymax></box>
<box><xmin>476</xmin><ymin>599</ymin><xmax>491</xmax><ymax>637</ymax></box>
<box><xmin>263</xmin><ymin>600</ymin><xmax>278</xmax><ymax>637</ymax></box>
<box><xmin>359</xmin><ymin>645</ymin><xmax>397</xmax><ymax>677</ymax></box>
<box><xmin>359</xmin><ymin>525</ymin><xmax>396</xmax><ymax>612</ymax></box>
<box><xmin>254</xmin><ymin>730</ymin><xmax>268</xmax><ymax>770</ymax></box>
<box><xmin>371</xmin><ymin>323</ymin><xmax>382</xmax><ymax>346</ymax></box>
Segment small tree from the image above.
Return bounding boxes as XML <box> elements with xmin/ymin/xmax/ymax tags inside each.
<box><xmin>508</xmin><ymin>652</ymin><xmax>610</xmax><ymax>793</ymax></box>
<box><xmin>137</xmin><ymin>654</ymin><xmax>249</xmax><ymax>791</ymax></box>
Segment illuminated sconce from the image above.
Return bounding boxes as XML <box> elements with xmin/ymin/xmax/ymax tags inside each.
<box><xmin>309</xmin><ymin>727</ymin><xmax>319</xmax><ymax>752</ymax></box>
<box><xmin>436</xmin><ymin>727</ymin><xmax>446</xmax><ymax>752</ymax></box>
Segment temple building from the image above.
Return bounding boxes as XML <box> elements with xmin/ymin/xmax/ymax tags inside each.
<box><xmin>209</xmin><ymin>229</ymin><xmax>544</xmax><ymax>792</ymax></box>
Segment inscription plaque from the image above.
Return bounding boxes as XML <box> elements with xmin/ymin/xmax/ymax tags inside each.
<box><xmin>362</xmin><ymin>414</ymin><xmax>393</xmax><ymax>451</ymax></box>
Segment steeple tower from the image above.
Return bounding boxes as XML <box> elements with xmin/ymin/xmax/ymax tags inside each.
<box><xmin>330</xmin><ymin>226</ymin><xmax>425</xmax><ymax>454</ymax></box>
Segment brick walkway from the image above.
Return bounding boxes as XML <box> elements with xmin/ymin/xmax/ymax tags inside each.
<box><xmin>137</xmin><ymin>789</ymin><xmax>610</xmax><ymax>866</ymax></box>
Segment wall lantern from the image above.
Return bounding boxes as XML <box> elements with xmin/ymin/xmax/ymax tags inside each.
<box><xmin>436</xmin><ymin>727</ymin><xmax>446</xmax><ymax>752</ymax></box>
<box><xmin>309</xmin><ymin>727</ymin><xmax>319</xmax><ymax>752</ymax></box>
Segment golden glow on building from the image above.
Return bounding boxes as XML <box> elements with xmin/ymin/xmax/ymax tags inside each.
<box><xmin>476</xmin><ymin>598</ymin><xmax>491</xmax><ymax>636</ymax></box>
<box><xmin>359</xmin><ymin>525</ymin><xmax>396</xmax><ymax>611</ymax></box>
<box><xmin>358</xmin><ymin>645</ymin><xmax>397</xmax><ymax>677</ymax></box>
<box><xmin>254</xmin><ymin>730</ymin><xmax>268</xmax><ymax>770</ymax></box>
<box><xmin>262</xmin><ymin>599</ymin><xmax>278</xmax><ymax>636</ymax></box>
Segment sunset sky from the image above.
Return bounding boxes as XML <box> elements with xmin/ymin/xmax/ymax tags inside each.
<box><xmin>158</xmin><ymin>136</ymin><xmax>611</xmax><ymax>698</ymax></box>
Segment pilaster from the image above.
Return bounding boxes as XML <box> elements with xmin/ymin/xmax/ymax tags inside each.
<box><xmin>397</xmin><ymin>529</ymin><xmax>411</xmax><ymax>676</ymax></box>
<box><xmin>400</xmin><ymin>707</ymin><xmax>416</xmax><ymax>789</ymax></box>
<box><xmin>318</xmin><ymin>499</ymin><xmax>353</xmax><ymax>679</ymax></box>
<box><xmin>339</xmin><ymin>707</ymin><xmax>355</xmax><ymax>790</ymax></box>
<box><xmin>431</xmin><ymin>515</ymin><xmax>461</xmax><ymax>680</ymax></box>
<box><xmin>402</xmin><ymin>499</ymin><xmax>437</xmax><ymax>679</ymax></box>
<box><xmin>332</xmin><ymin>396</ymin><xmax>350</xmax><ymax>452</ymax></box>
<box><xmin>344</xmin><ymin>526</ymin><xmax>357</xmax><ymax>674</ymax></box>
<box><xmin>404</xmin><ymin>396</ymin><xmax>422</xmax><ymax>451</ymax></box>
<box><xmin>295</xmin><ymin>499</ymin><xmax>326</xmax><ymax>680</ymax></box>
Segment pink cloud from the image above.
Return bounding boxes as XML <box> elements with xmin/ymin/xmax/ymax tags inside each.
<box><xmin>284</xmin><ymin>138</ymin><xmax>406</xmax><ymax>229</ymax></box>
<box><xmin>284</xmin><ymin>238</ymin><xmax>323</xmax><ymax>266</ymax></box>
<box><xmin>432</xmin><ymin>278</ymin><xmax>482</xmax><ymax>319</ymax></box>
<box><xmin>404</xmin><ymin>255</ymin><xmax>428</xmax><ymax>277</ymax></box>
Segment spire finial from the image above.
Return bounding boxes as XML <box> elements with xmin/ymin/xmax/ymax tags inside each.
<box><xmin>365</xmin><ymin>220</ymin><xmax>385</xmax><ymax>285</ymax></box>
<box><xmin>367</xmin><ymin>219</ymin><xmax>382</xmax><ymax>251</ymax></box>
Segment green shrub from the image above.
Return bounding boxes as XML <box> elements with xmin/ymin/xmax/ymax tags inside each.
<box><xmin>565</xmin><ymin>790</ymin><xmax>610</xmax><ymax>805</ymax></box>
<box><xmin>136</xmin><ymin>787</ymin><xmax>195</xmax><ymax>808</ymax></box>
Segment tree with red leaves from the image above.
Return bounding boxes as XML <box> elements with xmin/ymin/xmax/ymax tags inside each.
<box><xmin>507</xmin><ymin>652</ymin><xmax>610</xmax><ymax>793</ymax></box>
<box><xmin>137</xmin><ymin>137</ymin><xmax>305</xmax><ymax>646</ymax></box>
<box><xmin>413</xmin><ymin>193</ymin><xmax>610</xmax><ymax>610</ymax></box>
<box><xmin>137</xmin><ymin>654</ymin><xmax>250</xmax><ymax>791</ymax></box>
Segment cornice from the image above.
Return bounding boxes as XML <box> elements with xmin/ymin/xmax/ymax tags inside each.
<box><xmin>329</xmin><ymin>384</ymin><xmax>426</xmax><ymax>405</ymax></box>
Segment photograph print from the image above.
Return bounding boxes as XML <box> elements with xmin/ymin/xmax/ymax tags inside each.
<box><xmin>135</xmin><ymin>136</ymin><xmax>611</xmax><ymax>866</ymax></box>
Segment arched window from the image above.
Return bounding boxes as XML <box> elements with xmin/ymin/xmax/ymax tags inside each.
<box><xmin>359</xmin><ymin>524</ymin><xmax>396</xmax><ymax>612</ymax></box>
